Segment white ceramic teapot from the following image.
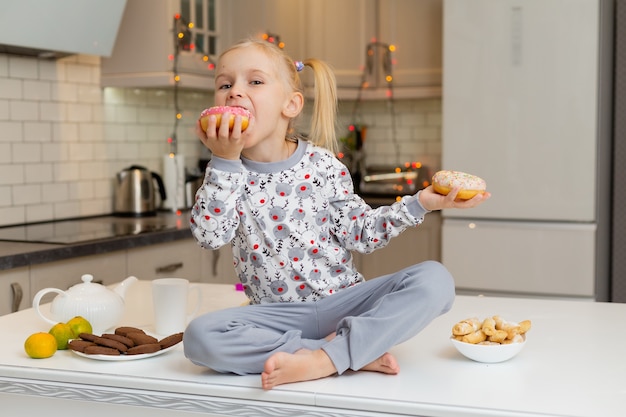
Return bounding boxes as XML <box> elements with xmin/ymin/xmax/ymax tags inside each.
<box><xmin>32</xmin><ymin>274</ymin><xmax>137</xmax><ymax>334</ymax></box>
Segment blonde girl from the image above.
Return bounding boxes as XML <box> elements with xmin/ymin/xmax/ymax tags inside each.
<box><xmin>184</xmin><ymin>38</ymin><xmax>490</xmax><ymax>389</ymax></box>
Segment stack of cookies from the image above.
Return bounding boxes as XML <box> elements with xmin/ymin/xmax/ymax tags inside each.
<box><xmin>68</xmin><ymin>326</ymin><xmax>183</xmax><ymax>356</ymax></box>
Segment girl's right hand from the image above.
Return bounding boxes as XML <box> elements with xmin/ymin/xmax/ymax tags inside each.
<box><xmin>196</xmin><ymin>111</ymin><xmax>248</xmax><ymax>160</ymax></box>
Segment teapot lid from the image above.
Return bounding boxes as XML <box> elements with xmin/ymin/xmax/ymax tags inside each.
<box><xmin>68</xmin><ymin>274</ymin><xmax>114</xmax><ymax>297</ymax></box>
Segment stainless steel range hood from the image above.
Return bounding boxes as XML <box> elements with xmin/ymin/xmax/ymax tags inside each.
<box><xmin>0</xmin><ymin>0</ymin><xmax>127</xmax><ymax>58</ymax></box>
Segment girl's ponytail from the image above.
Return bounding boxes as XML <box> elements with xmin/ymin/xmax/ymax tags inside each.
<box><xmin>301</xmin><ymin>59</ymin><xmax>338</xmax><ymax>154</ymax></box>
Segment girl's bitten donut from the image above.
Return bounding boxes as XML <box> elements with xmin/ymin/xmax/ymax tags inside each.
<box><xmin>432</xmin><ymin>170</ymin><xmax>486</xmax><ymax>200</ymax></box>
<box><xmin>200</xmin><ymin>106</ymin><xmax>251</xmax><ymax>132</ymax></box>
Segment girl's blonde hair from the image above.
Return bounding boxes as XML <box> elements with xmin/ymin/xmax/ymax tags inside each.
<box><xmin>219</xmin><ymin>39</ymin><xmax>338</xmax><ymax>153</ymax></box>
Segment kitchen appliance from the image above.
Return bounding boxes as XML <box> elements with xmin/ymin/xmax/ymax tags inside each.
<box><xmin>0</xmin><ymin>0</ymin><xmax>126</xmax><ymax>58</ymax></box>
<box><xmin>114</xmin><ymin>165</ymin><xmax>166</xmax><ymax>216</ymax></box>
<box><xmin>359</xmin><ymin>165</ymin><xmax>430</xmax><ymax>196</ymax></box>
<box><xmin>441</xmin><ymin>0</ymin><xmax>613</xmax><ymax>300</ymax></box>
<box><xmin>185</xmin><ymin>174</ymin><xmax>204</xmax><ymax>208</ymax></box>
<box><xmin>162</xmin><ymin>154</ymin><xmax>186</xmax><ymax>211</ymax></box>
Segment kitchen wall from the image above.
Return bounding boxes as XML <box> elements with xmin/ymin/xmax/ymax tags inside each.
<box><xmin>0</xmin><ymin>52</ymin><xmax>441</xmax><ymax>227</ymax></box>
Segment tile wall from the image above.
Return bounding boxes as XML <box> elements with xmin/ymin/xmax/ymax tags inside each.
<box><xmin>0</xmin><ymin>53</ymin><xmax>441</xmax><ymax>227</ymax></box>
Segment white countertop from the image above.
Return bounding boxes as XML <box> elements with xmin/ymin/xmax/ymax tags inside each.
<box><xmin>0</xmin><ymin>281</ymin><xmax>624</xmax><ymax>417</ymax></box>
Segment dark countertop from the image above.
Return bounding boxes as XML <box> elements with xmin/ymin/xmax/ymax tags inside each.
<box><xmin>0</xmin><ymin>211</ymin><xmax>193</xmax><ymax>271</ymax></box>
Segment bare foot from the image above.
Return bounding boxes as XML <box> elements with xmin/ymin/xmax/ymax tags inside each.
<box><xmin>360</xmin><ymin>352</ymin><xmax>400</xmax><ymax>375</ymax></box>
<box><xmin>261</xmin><ymin>349</ymin><xmax>337</xmax><ymax>390</ymax></box>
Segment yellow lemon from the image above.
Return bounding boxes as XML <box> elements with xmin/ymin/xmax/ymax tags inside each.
<box><xmin>66</xmin><ymin>316</ymin><xmax>93</xmax><ymax>337</ymax></box>
<box><xmin>49</xmin><ymin>322</ymin><xmax>74</xmax><ymax>350</ymax></box>
<box><xmin>24</xmin><ymin>332</ymin><xmax>58</xmax><ymax>359</ymax></box>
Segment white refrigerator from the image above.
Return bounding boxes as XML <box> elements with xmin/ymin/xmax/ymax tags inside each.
<box><xmin>441</xmin><ymin>0</ymin><xmax>613</xmax><ymax>300</ymax></box>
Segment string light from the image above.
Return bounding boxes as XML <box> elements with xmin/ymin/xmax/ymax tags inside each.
<box><xmin>168</xmin><ymin>13</ymin><xmax>216</xmax><ymax>156</ymax></box>
<box><xmin>262</xmin><ymin>32</ymin><xmax>285</xmax><ymax>49</ymax></box>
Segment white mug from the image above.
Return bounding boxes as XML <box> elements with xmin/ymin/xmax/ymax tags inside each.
<box><xmin>152</xmin><ymin>278</ymin><xmax>202</xmax><ymax>336</ymax></box>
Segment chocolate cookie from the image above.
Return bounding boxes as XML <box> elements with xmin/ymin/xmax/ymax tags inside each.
<box><xmin>84</xmin><ymin>345</ymin><xmax>121</xmax><ymax>356</ymax></box>
<box><xmin>78</xmin><ymin>332</ymin><xmax>99</xmax><ymax>343</ymax></box>
<box><xmin>114</xmin><ymin>326</ymin><xmax>145</xmax><ymax>337</ymax></box>
<box><xmin>126</xmin><ymin>343</ymin><xmax>162</xmax><ymax>355</ymax></box>
<box><xmin>93</xmin><ymin>336</ymin><xmax>128</xmax><ymax>353</ymax></box>
<box><xmin>159</xmin><ymin>332</ymin><xmax>183</xmax><ymax>349</ymax></box>
<box><xmin>102</xmin><ymin>333</ymin><xmax>135</xmax><ymax>348</ymax></box>
<box><xmin>68</xmin><ymin>339</ymin><xmax>96</xmax><ymax>353</ymax></box>
<box><xmin>126</xmin><ymin>332</ymin><xmax>158</xmax><ymax>345</ymax></box>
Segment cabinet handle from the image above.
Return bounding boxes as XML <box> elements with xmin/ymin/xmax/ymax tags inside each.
<box><xmin>212</xmin><ymin>250</ymin><xmax>220</xmax><ymax>276</ymax></box>
<box><xmin>156</xmin><ymin>262</ymin><xmax>184</xmax><ymax>274</ymax></box>
<box><xmin>11</xmin><ymin>282</ymin><xmax>23</xmax><ymax>313</ymax></box>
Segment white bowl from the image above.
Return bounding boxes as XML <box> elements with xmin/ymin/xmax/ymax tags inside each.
<box><xmin>450</xmin><ymin>335</ymin><xmax>526</xmax><ymax>363</ymax></box>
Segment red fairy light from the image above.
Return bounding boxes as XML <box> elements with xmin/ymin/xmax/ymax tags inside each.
<box><xmin>168</xmin><ymin>54</ymin><xmax>174</xmax><ymax>61</ymax></box>
<box><xmin>174</xmin><ymin>13</ymin><xmax>180</xmax><ymax>19</ymax></box>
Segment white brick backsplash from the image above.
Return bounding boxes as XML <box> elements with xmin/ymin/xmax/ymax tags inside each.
<box><xmin>65</xmin><ymin>62</ymin><xmax>94</xmax><ymax>84</ymax></box>
<box><xmin>77</xmin><ymin>123</ymin><xmax>103</xmax><ymax>142</ymax></box>
<box><xmin>24</xmin><ymin>163</ymin><xmax>53</xmax><ymax>184</ymax></box>
<box><xmin>68</xmin><ymin>143</ymin><xmax>94</xmax><ymax>161</ymax></box>
<box><xmin>115</xmin><ymin>105</ymin><xmax>138</xmax><ymax>123</ymax></box>
<box><xmin>0</xmin><ymin>99</ymin><xmax>8</xmax><ymax>119</ymax></box>
<box><xmin>0</xmin><ymin>185</ymin><xmax>11</xmax><ymax>206</ymax></box>
<box><xmin>0</xmin><ymin>55</ymin><xmax>7</xmax><ymax>77</ymax></box>
<box><xmin>78</xmin><ymin>85</ymin><xmax>102</xmax><ymax>104</ymax></box>
<box><xmin>10</xmin><ymin>101</ymin><xmax>39</xmax><ymax>121</ymax></box>
<box><xmin>26</xmin><ymin>203</ymin><xmax>54</xmax><ymax>223</ymax></box>
<box><xmin>42</xmin><ymin>183</ymin><xmax>68</xmax><ymax>203</ymax></box>
<box><xmin>13</xmin><ymin>184</ymin><xmax>41</xmax><ymax>205</ymax></box>
<box><xmin>0</xmin><ymin>79</ymin><xmax>22</xmax><ymax>99</ymax></box>
<box><xmin>0</xmin><ymin>121</ymin><xmax>22</xmax><ymax>142</ymax></box>
<box><xmin>67</xmin><ymin>103</ymin><xmax>92</xmax><ymax>122</ymax></box>
<box><xmin>68</xmin><ymin>180</ymin><xmax>95</xmax><ymax>200</ymax></box>
<box><xmin>40</xmin><ymin>102</ymin><xmax>68</xmax><ymax>122</ymax></box>
<box><xmin>79</xmin><ymin>161</ymin><xmax>106</xmax><ymax>180</ymax></box>
<box><xmin>24</xmin><ymin>122</ymin><xmax>52</xmax><ymax>142</ymax></box>
<box><xmin>52</xmin><ymin>82</ymin><xmax>78</xmax><ymax>102</ymax></box>
<box><xmin>12</xmin><ymin>143</ymin><xmax>41</xmax><ymax>163</ymax></box>
<box><xmin>0</xmin><ymin>144</ymin><xmax>10</xmax><ymax>163</ymax></box>
<box><xmin>23</xmin><ymin>80</ymin><xmax>52</xmax><ymax>101</ymax></box>
<box><xmin>38</xmin><ymin>60</ymin><xmax>59</xmax><ymax>81</ymax></box>
<box><xmin>0</xmin><ymin>206</ymin><xmax>25</xmax><ymax>225</ymax></box>
<box><xmin>42</xmin><ymin>143</ymin><xmax>68</xmax><ymax>162</ymax></box>
<box><xmin>54</xmin><ymin>162</ymin><xmax>80</xmax><ymax>182</ymax></box>
<box><xmin>0</xmin><ymin>164</ymin><xmax>24</xmax><ymax>185</ymax></box>
<box><xmin>0</xmin><ymin>52</ymin><xmax>442</xmax><ymax>225</ymax></box>
<box><xmin>8</xmin><ymin>56</ymin><xmax>38</xmax><ymax>79</ymax></box>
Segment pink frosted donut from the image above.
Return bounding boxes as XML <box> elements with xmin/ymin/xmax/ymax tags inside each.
<box><xmin>199</xmin><ymin>106</ymin><xmax>250</xmax><ymax>132</ymax></box>
<box><xmin>432</xmin><ymin>170</ymin><xmax>486</xmax><ymax>200</ymax></box>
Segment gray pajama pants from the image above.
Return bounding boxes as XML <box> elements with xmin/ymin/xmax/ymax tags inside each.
<box><xmin>183</xmin><ymin>260</ymin><xmax>455</xmax><ymax>375</ymax></box>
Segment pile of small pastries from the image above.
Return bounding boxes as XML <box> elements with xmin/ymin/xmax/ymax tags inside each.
<box><xmin>452</xmin><ymin>316</ymin><xmax>531</xmax><ymax>345</ymax></box>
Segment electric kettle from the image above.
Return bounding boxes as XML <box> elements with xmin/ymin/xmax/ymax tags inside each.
<box><xmin>114</xmin><ymin>165</ymin><xmax>166</xmax><ymax>216</ymax></box>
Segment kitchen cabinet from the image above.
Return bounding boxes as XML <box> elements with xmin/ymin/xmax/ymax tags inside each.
<box><xmin>29</xmin><ymin>252</ymin><xmax>127</xmax><ymax>306</ymax></box>
<box><xmin>0</xmin><ymin>267</ymin><xmax>29</xmax><ymax>315</ymax></box>
<box><xmin>303</xmin><ymin>0</ymin><xmax>442</xmax><ymax>99</ymax></box>
<box><xmin>101</xmin><ymin>0</ymin><xmax>441</xmax><ymax>97</ymax></box>
<box><xmin>126</xmin><ymin>239</ymin><xmax>203</xmax><ymax>281</ymax></box>
<box><xmin>358</xmin><ymin>212</ymin><xmax>441</xmax><ymax>279</ymax></box>
<box><xmin>219</xmin><ymin>0</ymin><xmax>306</xmax><ymax>61</ymax></box>
<box><xmin>126</xmin><ymin>238</ymin><xmax>236</xmax><ymax>285</ymax></box>
<box><xmin>101</xmin><ymin>0</ymin><xmax>218</xmax><ymax>89</ymax></box>
<box><xmin>199</xmin><ymin>245</ymin><xmax>239</xmax><ymax>285</ymax></box>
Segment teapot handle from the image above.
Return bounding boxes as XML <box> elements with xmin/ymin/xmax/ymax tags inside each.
<box><xmin>32</xmin><ymin>288</ymin><xmax>66</xmax><ymax>326</ymax></box>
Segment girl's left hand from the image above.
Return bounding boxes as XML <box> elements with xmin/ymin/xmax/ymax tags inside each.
<box><xmin>418</xmin><ymin>185</ymin><xmax>491</xmax><ymax>212</ymax></box>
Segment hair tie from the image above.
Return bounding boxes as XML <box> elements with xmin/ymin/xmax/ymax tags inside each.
<box><xmin>294</xmin><ymin>61</ymin><xmax>305</xmax><ymax>72</ymax></box>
